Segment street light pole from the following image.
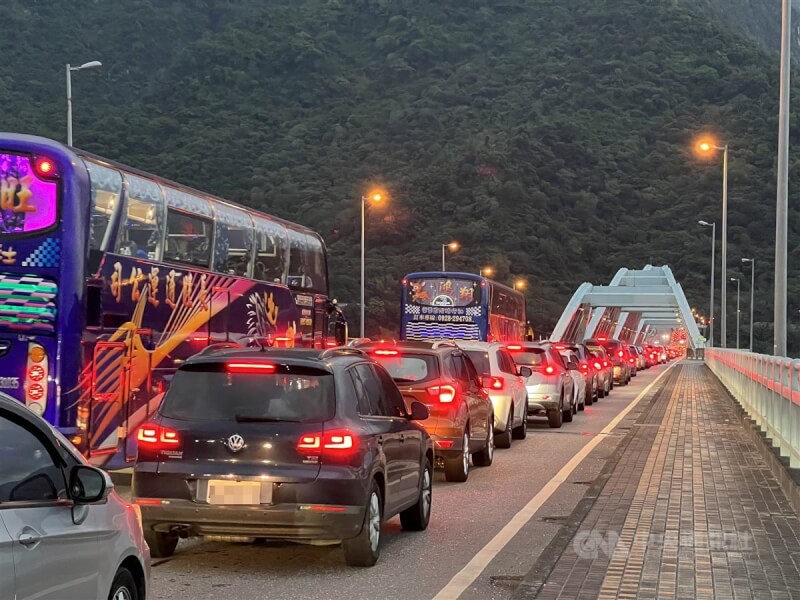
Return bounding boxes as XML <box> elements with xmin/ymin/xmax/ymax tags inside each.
<box><xmin>441</xmin><ymin>242</ymin><xmax>459</xmax><ymax>271</ymax></box>
<box><xmin>441</xmin><ymin>245</ymin><xmax>446</xmax><ymax>271</ymax></box>
<box><xmin>360</xmin><ymin>191</ymin><xmax>384</xmax><ymax>338</ymax></box>
<box><xmin>699</xmin><ymin>221</ymin><xmax>715</xmax><ymax>347</ymax></box>
<box><xmin>65</xmin><ymin>60</ymin><xmax>102</xmax><ymax>147</ymax></box>
<box><xmin>360</xmin><ymin>195</ymin><xmax>366</xmax><ymax>338</ymax></box>
<box><xmin>742</xmin><ymin>258</ymin><xmax>755</xmax><ymax>351</ymax></box>
<box><xmin>731</xmin><ymin>277</ymin><xmax>740</xmax><ymax>349</ymax></box>
<box><xmin>775</xmin><ymin>0</ymin><xmax>791</xmax><ymax>356</ymax></box>
<box><xmin>721</xmin><ymin>144</ymin><xmax>729</xmax><ymax>348</ymax></box>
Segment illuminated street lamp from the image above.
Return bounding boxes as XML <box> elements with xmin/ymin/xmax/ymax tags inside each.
<box><xmin>695</xmin><ymin>138</ymin><xmax>728</xmax><ymax>347</ymax></box>
<box><xmin>480</xmin><ymin>266</ymin><xmax>494</xmax><ymax>278</ymax></box>
<box><xmin>66</xmin><ymin>60</ymin><xmax>102</xmax><ymax>146</ymax></box>
<box><xmin>360</xmin><ymin>190</ymin><xmax>385</xmax><ymax>337</ymax></box>
<box><xmin>514</xmin><ymin>279</ymin><xmax>527</xmax><ymax>291</ymax></box>
<box><xmin>442</xmin><ymin>241</ymin><xmax>459</xmax><ymax>271</ymax></box>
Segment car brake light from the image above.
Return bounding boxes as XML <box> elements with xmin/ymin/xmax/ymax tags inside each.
<box><xmin>374</xmin><ymin>349</ymin><xmax>399</xmax><ymax>356</ymax></box>
<box><xmin>603</xmin><ymin>361</ymin><xmax>609</xmax><ymax>367</ymax></box>
<box><xmin>545</xmin><ymin>365</ymin><xmax>555</xmax><ymax>375</ymax></box>
<box><xmin>137</xmin><ymin>423</ymin><xmax>180</xmax><ymax>446</ymax></box>
<box><xmin>226</xmin><ymin>362</ymin><xmax>276</xmax><ymax>373</ymax></box>
<box><xmin>618</xmin><ymin>350</ymin><xmax>624</xmax><ymax>358</ymax></box>
<box><xmin>580</xmin><ymin>362</ymin><xmax>588</xmax><ymax>370</ymax></box>
<box><xmin>507</xmin><ymin>345</ymin><xmax>522</xmax><ymax>351</ymax></box>
<box><xmin>597</xmin><ymin>337</ymin><xmax>607</xmax><ymax>342</ymax></box>
<box><xmin>297</xmin><ymin>429</ymin><xmax>359</xmax><ymax>460</ymax></box>
<box><xmin>427</xmin><ymin>384</ymin><xmax>457</xmax><ymax>403</ymax></box>
<box><xmin>481</xmin><ymin>376</ymin><xmax>504</xmax><ymax>391</ymax></box>
<box><xmin>594</xmin><ymin>361</ymin><xmax>602</xmax><ymax>371</ymax></box>
<box><xmin>629</xmin><ymin>358</ymin><xmax>635</xmax><ymax>363</ymax></box>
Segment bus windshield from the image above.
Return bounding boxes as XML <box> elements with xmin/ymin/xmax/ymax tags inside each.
<box><xmin>406</xmin><ymin>277</ymin><xmax>481</xmax><ymax>307</ymax></box>
<box><xmin>0</xmin><ymin>153</ymin><xmax>58</xmax><ymax>235</ymax></box>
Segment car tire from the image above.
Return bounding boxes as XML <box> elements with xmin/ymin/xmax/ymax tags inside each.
<box><xmin>564</xmin><ymin>399</ymin><xmax>574</xmax><ymax>422</ymax></box>
<box><xmin>144</xmin><ymin>530</ymin><xmax>178</xmax><ymax>558</ymax></box>
<box><xmin>513</xmin><ymin>413</ymin><xmax>528</xmax><ymax>440</ymax></box>
<box><xmin>495</xmin><ymin>408</ymin><xmax>513</xmax><ymax>449</ymax></box>
<box><xmin>584</xmin><ymin>387</ymin><xmax>592</xmax><ymax>407</ymax></box>
<box><xmin>108</xmin><ymin>567</ymin><xmax>137</xmax><ymax>600</ymax></box>
<box><xmin>548</xmin><ymin>395</ymin><xmax>564</xmax><ymax>428</ymax></box>
<box><xmin>444</xmin><ymin>431</ymin><xmax>470</xmax><ymax>482</ymax></box>
<box><xmin>400</xmin><ymin>458</ymin><xmax>432</xmax><ymax>532</ymax></box>
<box><xmin>473</xmin><ymin>417</ymin><xmax>494</xmax><ymax>466</ymax></box>
<box><xmin>343</xmin><ymin>480</ymin><xmax>382</xmax><ymax>567</ymax></box>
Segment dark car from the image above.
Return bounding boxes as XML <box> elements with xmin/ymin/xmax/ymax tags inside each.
<box><xmin>585</xmin><ymin>338</ymin><xmax>631</xmax><ymax>385</ymax></box>
<box><xmin>359</xmin><ymin>341</ymin><xmax>495</xmax><ymax>483</ymax></box>
<box><xmin>132</xmin><ymin>346</ymin><xmax>434</xmax><ymax>567</ymax></box>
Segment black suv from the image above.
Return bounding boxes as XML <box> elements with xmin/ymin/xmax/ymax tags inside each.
<box><xmin>132</xmin><ymin>346</ymin><xmax>433</xmax><ymax>567</ymax></box>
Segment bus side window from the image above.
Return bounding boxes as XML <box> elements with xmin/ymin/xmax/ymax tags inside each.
<box><xmin>116</xmin><ymin>174</ymin><xmax>164</xmax><ymax>260</ymax></box>
<box><xmin>304</xmin><ymin>233</ymin><xmax>328</xmax><ymax>294</ymax></box>
<box><xmin>212</xmin><ymin>203</ymin><xmax>254</xmax><ymax>277</ymax></box>
<box><xmin>164</xmin><ymin>209</ymin><xmax>212</xmax><ymax>268</ymax></box>
<box><xmin>253</xmin><ymin>217</ymin><xmax>288</xmax><ymax>283</ymax></box>
<box><xmin>85</xmin><ymin>161</ymin><xmax>122</xmax><ymax>254</ymax></box>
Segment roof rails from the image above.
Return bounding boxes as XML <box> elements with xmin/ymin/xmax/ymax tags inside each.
<box><xmin>431</xmin><ymin>340</ymin><xmax>459</xmax><ymax>350</ymax></box>
<box><xmin>192</xmin><ymin>342</ymin><xmax>243</xmax><ymax>358</ymax></box>
<box><xmin>320</xmin><ymin>347</ymin><xmax>367</xmax><ymax>360</ymax></box>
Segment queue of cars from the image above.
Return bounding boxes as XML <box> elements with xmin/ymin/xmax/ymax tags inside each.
<box><xmin>127</xmin><ymin>337</ymin><xmax>671</xmax><ymax>569</ymax></box>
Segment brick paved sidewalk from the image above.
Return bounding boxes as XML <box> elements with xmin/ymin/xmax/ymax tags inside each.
<box><xmin>524</xmin><ymin>362</ymin><xmax>800</xmax><ymax>600</ymax></box>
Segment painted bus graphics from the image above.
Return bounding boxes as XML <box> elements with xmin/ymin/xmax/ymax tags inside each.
<box><xmin>400</xmin><ymin>272</ymin><xmax>526</xmax><ymax>342</ymax></box>
<box><xmin>0</xmin><ymin>134</ymin><xmax>345</xmax><ymax>468</ymax></box>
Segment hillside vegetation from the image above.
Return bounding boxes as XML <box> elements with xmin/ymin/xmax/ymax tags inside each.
<box><xmin>3</xmin><ymin>0</ymin><xmax>800</xmax><ymax>351</ymax></box>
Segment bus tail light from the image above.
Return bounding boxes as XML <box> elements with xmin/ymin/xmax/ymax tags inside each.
<box><xmin>33</xmin><ymin>156</ymin><xmax>58</xmax><ymax>180</ymax></box>
<box><xmin>24</xmin><ymin>343</ymin><xmax>48</xmax><ymax>416</ymax></box>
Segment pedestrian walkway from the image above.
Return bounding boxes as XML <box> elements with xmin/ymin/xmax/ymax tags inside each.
<box><xmin>519</xmin><ymin>362</ymin><xmax>800</xmax><ymax>600</ymax></box>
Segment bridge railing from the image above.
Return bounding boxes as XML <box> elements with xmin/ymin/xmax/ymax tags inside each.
<box><xmin>706</xmin><ymin>348</ymin><xmax>800</xmax><ymax>468</ymax></box>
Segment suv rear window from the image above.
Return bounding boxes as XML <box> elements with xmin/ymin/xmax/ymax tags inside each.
<box><xmin>160</xmin><ymin>364</ymin><xmax>335</xmax><ymax>422</ymax></box>
<box><xmin>371</xmin><ymin>353</ymin><xmax>439</xmax><ymax>384</ymax></box>
<box><xmin>510</xmin><ymin>348</ymin><xmax>546</xmax><ymax>367</ymax></box>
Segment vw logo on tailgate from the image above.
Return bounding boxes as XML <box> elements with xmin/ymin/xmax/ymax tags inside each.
<box><xmin>225</xmin><ymin>434</ymin><xmax>245</xmax><ymax>453</ymax></box>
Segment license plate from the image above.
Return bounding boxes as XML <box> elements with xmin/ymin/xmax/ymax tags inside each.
<box><xmin>206</xmin><ymin>480</ymin><xmax>265</xmax><ymax>505</ymax></box>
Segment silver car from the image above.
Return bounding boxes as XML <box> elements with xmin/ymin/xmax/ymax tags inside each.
<box><xmin>459</xmin><ymin>341</ymin><xmax>530</xmax><ymax>448</ymax></box>
<box><xmin>0</xmin><ymin>393</ymin><xmax>150</xmax><ymax>600</ymax></box>
<box><xmin>509</xmin><ymin>343</ymin><xmax>575</xmax><ymax>429</ymax></box>
<box><xmin>558</xmin><ymin>349</ymin><xmax>587</xmax><ymax>412</ymax></box>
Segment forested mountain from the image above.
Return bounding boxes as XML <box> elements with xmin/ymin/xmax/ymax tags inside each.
<box><xmin>3</xmin><ymin>0</ymin><xmax>800</xmax><ymax>352</ymax></box>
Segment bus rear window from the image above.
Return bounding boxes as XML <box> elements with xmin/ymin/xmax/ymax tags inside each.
<box><xmin>0</xmin><ymin>153</ymin><xmax>58</xmax><ymax>235</ymax></box>
<box><xmin>406</xmin><ymin>278</ymin><xmax>481</xmax><ymax>307</ymax></box>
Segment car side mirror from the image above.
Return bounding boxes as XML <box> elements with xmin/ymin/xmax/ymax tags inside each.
<box><xmin>409</xmin><ymin>401</ymin><xmax>429</xmax><ymax>421</ymax></box>
<box><xmin>69</xmin><ymin>465</ymin><xmax>112</xmax><ymax>504</ymax></box>
<box><xmin>519</xmin><ymin>366</ymin><xmax>533</xmax><ymax>378</ymax></box>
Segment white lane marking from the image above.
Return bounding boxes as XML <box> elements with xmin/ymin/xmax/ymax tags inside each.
<box><xmin>432</xmin><ymin>363</ymin><xmax>677</xmax><ymax>600</ymax></box>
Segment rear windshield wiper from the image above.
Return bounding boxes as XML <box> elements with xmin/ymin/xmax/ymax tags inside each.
<box><xmin>234</xmin><ymin>415</ymin><xmax>302</xmax><ymax>423</ymax></box>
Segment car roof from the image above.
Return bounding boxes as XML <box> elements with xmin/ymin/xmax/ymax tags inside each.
<box><xmin>456</xmin><ymin>341</ymin><xmax>505</xmax><ymax>351</ymax></box>
<box><xmin>182</xmin><ymin>347</ymin><xmax>371</xmax><ymax>371</ymax></box>
<box><xmin>358</xmin><ymin>340</ymin><xmax>460</xmax><ymax>354</ymax></box>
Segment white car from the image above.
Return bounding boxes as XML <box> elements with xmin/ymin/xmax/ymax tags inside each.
<box><xmin>0</xmin><ymin>393</ymin><xmax>150</xmax><ymax>600</ymax></box>
<box><xmin>459</xmin><ymin>341</ymin><xmax>530</xmax><ymax>448</ymax></box>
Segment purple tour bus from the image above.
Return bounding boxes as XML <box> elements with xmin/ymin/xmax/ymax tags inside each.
<box><xmin>0</xmin><ymin>133</ymin><xmax>347</xmax><ymax>467</ymax></box>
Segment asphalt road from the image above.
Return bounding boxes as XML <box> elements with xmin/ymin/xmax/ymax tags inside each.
<box><xmin>125</xmin><ymin>364</ymin><xmax>673</xmax><ymax>600</ymax></box>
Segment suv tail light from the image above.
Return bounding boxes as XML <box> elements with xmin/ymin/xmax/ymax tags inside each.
<box><xmin>579</xmin><ymin>362</ymin><xmax>589</xmax><ymax>371</ymax></box>
<box><xmin>481</xmin><ymin>376</ymin><xmax>504</xmax><ymax>391</ymax></box>
<box><xmin>427</xmin><ymin>384</ymin><xmax>457</xmax><ymax>403</ymax></box>
<box><xmin>603</xmin><ymin>360</ymin><xmax>609</xmax><ymax>367</ymax></box>
<box><xmin>297</xmin><ymin>429</ymin><xmax>359</xmax><ymax>462</ymax></box>
<box><xmin>544</xmin><ymin>365</ymin><xmax>555</xmax><ymax>375</ymax></box>
<box><xmin>617</xmin><ymin>350</ymin><xmax>624</xmax><ymax>358</ymax></box>
<box><xmin>593</xmin><ymin>361</ymin><xmax>602</xmax><ymax>371</ymax></box>
<box><xmin>629</xmin><ymin>357</ymin><xmax>635</xmax><ymax>364</ymax></box>
<box><xmin>137</xmin><ymin>423</ymin><xmax>181</xmax><ymax>448</ymax></box>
